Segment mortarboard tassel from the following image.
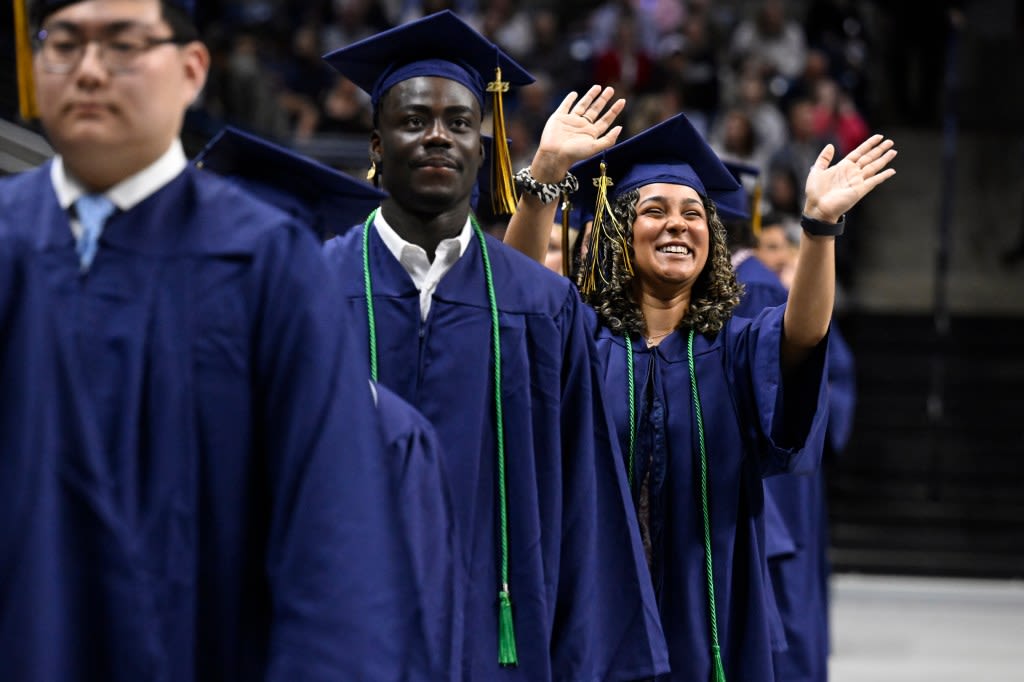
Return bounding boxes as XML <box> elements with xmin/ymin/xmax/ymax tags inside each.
<box><xmin>487</xmin><ymin>66</ymin><xmax>518</xmax><ymax>216</ymax></box>
<box><xmin>578</xmin><ymin>162</ymin><xmax>612</xmax><ymax>295</ymax></box>
<box><xmin>560</xmin><ymin>194</ymin><xmax>571</xmax><ymax>277</ymax></box>
<box><xmin>579</xmin><ymin>161</ymin><xmax>633</xmax><ymax>296</ymax></box>
<box><xmin>14</xmin><ymin>0</ymin><xmax>39</xmax><ymax>121</ymax></box>
<box><xmin>751</xmin><ymin>178</ymin><xmax>763</xmax><ymax>239</ymax></box>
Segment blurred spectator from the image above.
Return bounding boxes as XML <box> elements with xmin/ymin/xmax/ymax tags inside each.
<box><xmin>656</xmin><ymin>11</ymin><xmax>720</xmax><ymax>136</ymax></box>
<box><xmin>756</xmin><ymin>212</ymin><xmax>801</xmax><ymax>288</ymax></box>
<box><xmin>626</xmin><ymin>90</ymin><xmax>681</xmax><ymax>139</ymax></box>
<box><xmin>731</xmin><ymin>64</ymin><xmax>789</xmax><ymax>160</ymax></box>
<box><xmin>765</xmin><ymin>165</ymin><xmax>802</xmax><ymax>221</ymax></box>
<box><xmin>710</xmin><ymin>107</ymin><xmax>770</xmax><ymax>177</ymax></box>
<box><xmin>804</xmin><ymin>0</ymin><xmax>872</xmax><ymax>112</ymax></box>
<box><xmin>768</xmin><ymin>97</ymin><xmax>836</xmax><ymax>212</ymax></box>
<box><xmin>729</xmin><ymin>0</ymin><xmax>808</xmax><ymax>89</ymax></box>
<box><xmin>480</xmin><ymin>0</ymin><xmax>535</xmax><ymax>59</ymax></box>
<box><xmin>279</xmin><ymin>23</ymin><xmax>337</xmax><ymax>139</ymax></box>
<box><xmin>395</xmin><ymin>0</ymin><xmax>480</xmax><ymax>26</ymax></box>
<box><xmin>321</xmin><ymin>0</ymin><xmax>391</xmax><ymax>53</ymax></box>
<box><xmin>591</xmin><ymin>10</ymin><xmax>658</xmax><ymax>98</ymax></box>
<box><xmin>214</xmin><ymin>31</ymin><xmax>290</xmax><ymax>138</ymax></box>
<box><xmin>811</xmin><ymin>78</ymin><xmax>869</xmax><ymax>156</ymax></box>
<box><xmin>317</xmin><ymin>76</ymin><xmax>373</xmax><ymax>135</ymax></box>
<box><xmin>587</xmin><ymin>0</ymin><xmax>660</xmax><ymax>54</ymax></box>
<box><xmin>781</xmin><ymin>46</ymin><xmax>831</xmax><ymax>112</ymax></box>
<box><xmin>520</xmin><ymin>9</ymin><xmax>592</xmax><ymax>95</ymax></box>
<box><xmin>514</xmin><ymin>75</ymin><xmax>556</xmax><ymax>143</ymax></box>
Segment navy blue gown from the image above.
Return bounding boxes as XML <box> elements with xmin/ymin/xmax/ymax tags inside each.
<box><xmin>375</xmin><ymin>383</ymin><xmax>464</xmax><ymax>681</ymax></box>
<box><xmin>589</xmin><ymin>300</ymin><xmax>829</xmax><ymax>682</ymax></box>
<box><xmin>734</xmin><ymin>255</ymin><xmax>836</xmax><ymax>682</ymax></box>
<box><xmin>324</xmin><ymin>224</ymin><xmax>669</xmax><ymax>681</ymax></box>
<box><xmin>0</xmin><ymin>163</ymin><xmax>419</xmax><ymax>681</ymax></box>
<box><xmin>0</xmin><ymin>231</ymin><xmax>93</xmax><ymax>681</ymax></box>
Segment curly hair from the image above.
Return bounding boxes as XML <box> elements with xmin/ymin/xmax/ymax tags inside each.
<box><xmin>580</xmin><ymin>188</ymin><xmax>743</xmax><ymax>338</ymax></box>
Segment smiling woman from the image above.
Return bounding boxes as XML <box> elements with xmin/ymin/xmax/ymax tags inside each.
<box><xmin>503</xmin><ymin>107</ymin><xmax>896</xmax><ymax>682</ymax></box>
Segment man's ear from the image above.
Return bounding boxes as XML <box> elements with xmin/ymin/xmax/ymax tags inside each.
<box><xmin>368</xmin><ymin>135</ymin><xmax>383</xmax><ymax>185</ymax></box>
<box><xmin>180</xmin><ymin>41</ymin><xmax>211</xmax><ymax>108</ymax></box>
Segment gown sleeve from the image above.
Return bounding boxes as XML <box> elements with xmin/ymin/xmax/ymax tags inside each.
<box><xmin>728</xmin><ymin>304</ymin><xmax>831</xmax><ymax>477</ymax></box>
<box><xmin>375</xmin><ymin>384</ymin><xmax>463</xmax><ymax>682</ymax></box>
<box><xmin>252</xmin><ymin>227</ymin><xmax>422</xmax><ymax>681</ymax></box>
<box><xmin>550</xmin><ymin>288</ymin><xmax>670</xmax><ymax>680</ymax></box>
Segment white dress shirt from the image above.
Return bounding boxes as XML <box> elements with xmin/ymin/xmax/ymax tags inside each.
<box><xmin>51</xmin><ymin>139</ymin><xmax>188</xmax><ymax>239</ymax></box>
<box><xmin>374</xmin><ymin>210</ymin><xmax>473</xmax><ymax>321</ymax></box>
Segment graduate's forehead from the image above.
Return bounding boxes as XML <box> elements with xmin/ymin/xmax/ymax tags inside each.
<box><xmin>636</xmin><ymin>183</ymin><xmax>703</xmax><ymax>205</ymax></box>
<box><xmin>379</xmin><ymin>77</ymin><xmax>482</xmax><ymax>117</ymax></box>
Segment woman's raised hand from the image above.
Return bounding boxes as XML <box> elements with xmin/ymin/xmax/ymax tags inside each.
<box><xmin>803</xmin><ymin>134</ymin><xmax>897</xmax><ymax>224</ymax></box>
<box><xmin>529</xmin><ymin>85</ymin><xmax>626</xmax><ymax>182</ymax></box>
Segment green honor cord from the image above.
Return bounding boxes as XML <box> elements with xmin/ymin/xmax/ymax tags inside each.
<box><xmin>361</xmin><ymin>212</ymin><xmax>379</xmax><ymax>381</ymax></box>
<box><xmin>688</xmin><ymin>329</ymin><xmax>726</xmax><ymax>682</ymax></box>
<box><xmin>625</xmin><ymin>333</ymin><xmax>636</xmax><ymax>489</ymax></box>
<box><xmin>625</xmin><ymin>328</ymin><xmax>726</xmax><ymax>682</ymax></box>
<box><xmin>361</xmin><ymin>210</ymin><xmax>518</xmax><ymax>667</ymax></box>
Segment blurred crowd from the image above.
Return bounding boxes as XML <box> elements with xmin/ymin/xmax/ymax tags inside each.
<box><xmin>0</xmin><ymin>0</ymin><xmax>959</xmax><ymax>284</ymax></box>
<box><xmin>181</xmin><ymin>0</ymin><xmax>892</xmax><ymax>282</ymax></box>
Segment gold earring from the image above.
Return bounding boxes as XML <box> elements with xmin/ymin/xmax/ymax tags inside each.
<box><xmin>366</xmin><ymin>159</ymin><xmax>377</xmax><ymax>181</ymax></box>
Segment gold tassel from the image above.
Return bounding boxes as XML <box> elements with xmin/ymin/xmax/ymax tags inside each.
<box><xmin>486</xmin><ymin>67</ymin><xmax>517</xmax><ymax>216</ymax></box>
<box><xmin>751</xmin><ymin>177</ymin><xmax>763</xmax><ymax>239</ymax></box>
<box><xmin>560</xmin><ymin>194</ymin><xmax>571</xmax><ymax>277</ymax></box>
<box><xmin>14</xmin><ymin>0</ymin><xmax>39</xmax><ymax>121</ymax></box>
<box><xmin>580</xmin><ymin>161</ymin><xmax>628</xmax><ymax>295</ymax></box>
<box><xmin>366</xmin><ymin>159</ymin><xmax>376</xmax><ymax>181</ymax></box>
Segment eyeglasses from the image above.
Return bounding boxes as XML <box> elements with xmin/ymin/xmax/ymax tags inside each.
<box><xmin>33</xmin><ymin>26</ymin><xmax>189</xmax><ymax>74</ymax></box>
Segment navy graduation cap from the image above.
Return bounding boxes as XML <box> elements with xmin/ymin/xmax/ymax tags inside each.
<box><xmin>570</xmin><ymin>112</ymin><xmax>741</xmax><ymax>211</ymax></box>
<box><xmin>322</xmin><ymin>10</ymin><xmax>533</xmax><ymax>108</ymax></box>
<box><xmin>322</xmin><ymin>10</ymin><xmax>534</xmax><ymax>215</ymax></box>
<box><xmin>718</xmin><ymin>160</ymin><xmax>759</xmax><ymax>221</ymax></box>
<box><xmin>720</xmin><ymin>159</ymin><xmax>765</xmax><ymax>236</ymax></box>
<box><xmin>194</xmin><ymin>126</ymin><xmax>387</xmax><ymax>240</ymax></box>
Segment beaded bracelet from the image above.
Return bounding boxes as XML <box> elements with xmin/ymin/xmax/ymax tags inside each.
<box><xmin>513</xmin><ymin>167</ymin><xmax>580</xmax><ymax>204</ymax></box>
<box><xmin>800</xmin><ymin>213</ymin><xmax>846</xmax><ymax>237</ymax></box>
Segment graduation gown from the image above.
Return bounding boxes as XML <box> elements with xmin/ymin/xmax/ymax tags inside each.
<box><xmin>324</xmin><ymin>226</ymin><xmax>669</xmax><ymax>681</ymax></box>
<box><xmin>734</xmin><ymin>256</ymin><xmax>832</xmax><ymax>682</ymax></box>
<box><xmin>374</xmin><ymin>383</ymin><xmax>464</xmax><ymax>681</ymax></box>
<box><xmin>0</xmin><ymin>163</ymin><xmax>418</xmax><ymax>681</ymax></box>
<box><xmin>589</xmin><ymin>303</ymin><xmax>829</xmax><ymax>682</ymax></box>
<box><xmin>0</xmin><ymin>231</ymin><xmax>92</xmax><ymax>681</ymax></box>
<box><xmin>734</xmin><ymin>255</ymin><xmax>795</xmax><ymax>656</ymax></box>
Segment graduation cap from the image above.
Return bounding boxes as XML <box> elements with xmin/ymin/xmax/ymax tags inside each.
<box><xmin>194</xmin><ymin>126</ymin><xmax>387</xmax><ymax>240</ymax></box>
<box><xmin>322</xmin><ymin>10</ymin><xmax>535</xmax><ymax>216</ymax></box>
<box><xmin>720</xmin><ymin>160</ymin><xmax>764</xmax><ymax>237</ymax></box>
<box><xmin>569</xmin><ymin>113</ymin><xmax>741</xmax><ymax>294</ymax></box>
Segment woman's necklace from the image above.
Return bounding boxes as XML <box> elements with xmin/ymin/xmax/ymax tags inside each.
<box><xmin>645</xmin><ymin>329</ymin><xmax>674</xmax><ymax>347</ymax></box>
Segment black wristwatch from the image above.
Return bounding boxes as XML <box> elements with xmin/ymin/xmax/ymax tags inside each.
<box><xmin>800</xmin><ymin>214</ymin><xmax>845</xmax><ymax>237</ymax></box>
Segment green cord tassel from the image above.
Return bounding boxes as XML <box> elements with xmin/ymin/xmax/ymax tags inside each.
<box><xmin>498</xmin><ymin>588</ymin><xmax>518</xmax><ymax>666</ymax></box>
<box><xmin>711</xmin><ymin>644</ymin><xmax>727</xmax><ymax>682</ymax></box>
